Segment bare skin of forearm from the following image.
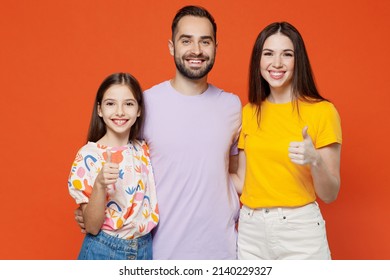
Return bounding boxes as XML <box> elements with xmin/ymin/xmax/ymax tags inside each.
<box><xmin>289</xmin><ymin>128</ymin><xmax>341</xmax><ymax>204</ymax></box>
<box><xmin>310</xmin><ymin>144</ymin><xmax>341</xmax><ymax>203</ymax></box>
<box><xmin>230</xmin><ymin>173</ymin><xmax>243</xmax><ymax>194</ymax></box>
<box><xmin>82</xmin><ymin>182</ymin><xmax>107</xmax><ymax>235</ymax></box>
<box><xmin>229</xmin><ymin>151</ymin><xmax>246</xmax><ymax>194</ymax></box>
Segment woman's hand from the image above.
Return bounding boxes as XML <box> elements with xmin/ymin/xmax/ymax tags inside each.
<box><xmin>288</xmin><ymin>126</ymin><xmax>319</xmax><ymax>166</ymax></box>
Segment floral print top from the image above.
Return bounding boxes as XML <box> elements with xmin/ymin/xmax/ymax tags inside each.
<box><xmin>68</xmin><ymin>140</ymin><xmax>159</xmax><ymax>239</ymax></box>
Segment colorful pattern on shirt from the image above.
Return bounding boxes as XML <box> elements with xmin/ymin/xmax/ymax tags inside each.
<box><xmin>68</xmin><ymin>140</ymin><xmax>159</xmax><ymax>239</ymax></box>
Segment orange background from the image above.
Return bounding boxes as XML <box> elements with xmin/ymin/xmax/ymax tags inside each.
<box><xmin>1</xmin><ymin>0</ymin><xmax>389</xmax><ymax>259</ymax></box>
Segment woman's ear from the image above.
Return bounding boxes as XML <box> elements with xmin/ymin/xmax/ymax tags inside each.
<box><xmin>97</xmin><ymin>103</ymin><xmax>102</xmax><ymax>117</ymax></box>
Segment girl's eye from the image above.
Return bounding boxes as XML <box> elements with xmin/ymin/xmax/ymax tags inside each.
<box><xmin>126</xmin><ymin>102</ymin><xmax>135</xmax><ymax>106</ymax></box>
<box><xmin>284</xmin><ymin>52</ymin><xmax>294</xmax><ymax>57</ymax></box>
<box><xmin>262</xmin><ymin>52</ymin><xmax>272</xmax><ymax>56</ymax></box>
<box><xmin>106</xmin><ymin>102</ymin><xmax>115</xmax><ymax>106</ymax></box>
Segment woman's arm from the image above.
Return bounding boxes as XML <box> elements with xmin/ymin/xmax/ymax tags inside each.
<box><xmin>229</xmin><ymin>150</ymin><xmax>246</xmax><ymax>195</ymax></box>
<box><xmin>289</xmin><ymin>126</ymin><xmax>341</xmax><ymax>203</ymax></box>
<box><xmin>309</xmin><ymin>143</ymin><xmax>341</xmax><ymax>203</ymax></box>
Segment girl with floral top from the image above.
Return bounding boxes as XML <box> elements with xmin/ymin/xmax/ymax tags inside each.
<box><xmin>68</xmin><ymin>73</ymin><xmax>159</xmax><ymax>260</ymax></box>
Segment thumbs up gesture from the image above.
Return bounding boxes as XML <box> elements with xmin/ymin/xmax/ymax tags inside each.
<box><xmin>288</xmin><ymin>126</ymin><xmax>318</xmax><ymax>166</ymax></box>
<box><xmin>95</xmin><ymin>150</ymin><xmax>119</xmax><ymax>188</ymax></box>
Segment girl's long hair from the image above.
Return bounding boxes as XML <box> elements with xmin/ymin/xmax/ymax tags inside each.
<box><xmin>87</xmin><ymin>72</ymin><xmax>144</xmax><ymax>143</ymax></box>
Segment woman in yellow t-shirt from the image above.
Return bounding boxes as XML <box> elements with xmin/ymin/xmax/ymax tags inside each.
<box><xmin>232</xmin><ymin>22</ymin><xmax>342</xmax><ymax>259</ymax></box>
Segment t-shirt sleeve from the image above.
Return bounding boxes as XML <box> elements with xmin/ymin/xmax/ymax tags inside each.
<box><xmin>140</xmin><ymin>140</ymin><xmax>159</xmax><ymax>224</ymax></box>
<box><xmin>229</xmin><ymin>95</ymin><xmax>242</xmax><ymax>156</ymax></box>
<box><xmin>238</xmin><ymin>105</ymin><xmax>249</xmax><ymax>150</ymax></box>
<box><xmin>315</xmin><ymin>103</ymin><xmax>342</xmax><ymax>148</ymax></box>
<box><xmin>140</xmin><ymin>140</ymin><xmax>156</xmax><ymax>189</ymax></box>
<box><xmin>230</xmin><ymin>125</ymin><xmax>241</xmax><ymax>155</ymax></box>
<box><xmin>67</xmin><ymin>147</ymin><xmax>100</xmax><ymax>204</ymax></box>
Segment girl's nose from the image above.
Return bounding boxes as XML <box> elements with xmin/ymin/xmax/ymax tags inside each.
<box><xmin>116</xmin><ymin>106</ymin><xmax>124</xmax><ymax>116</ymax></box>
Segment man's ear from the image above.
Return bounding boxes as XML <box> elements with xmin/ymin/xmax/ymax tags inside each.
<box><xmin>168</xmin><ymin>39</ymin><xmax>174</xmax><ymax>56</ymax></box>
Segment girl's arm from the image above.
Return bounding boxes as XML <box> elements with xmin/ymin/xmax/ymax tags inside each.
<box><xmin>82</xmin><ymin>151</ymin><xmax>119</xmax><ymax>235</ymax></box>
<box><xmin>81</xmin><ymin>180</ymin><xmax>107</xmax><ymax>235</ymax></box>
<box><xmin>289</xmin><ymin>126</ymin><xmax>341</xmax><ymax>203</ymax></box>
<box><xmin>229</xmin><ymin>150</ymin><xmax>246</xmax><ymax>194</ymax></box>
<box><xmin>74</xmin><ymin>207</ymin><xmax>86</xmax><ymax>233</ymax></box>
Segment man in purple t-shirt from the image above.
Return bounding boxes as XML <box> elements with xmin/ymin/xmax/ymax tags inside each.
<box><xmin>142</xmin><ymin>6</ymin><xmax>241</xmax><ymax>259</ymax></box>
<box><xmin>75</xmin><ymin>5</ymin><xmax>241</xmax><ymax>259</ymax></box>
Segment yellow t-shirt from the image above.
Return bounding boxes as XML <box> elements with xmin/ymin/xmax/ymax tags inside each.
<box><xmin>238</xmin><ymin>99</ymin><xmax>342</xmax><ymax>208</ymax></box>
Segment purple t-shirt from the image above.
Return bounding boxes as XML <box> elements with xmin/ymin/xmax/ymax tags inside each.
<box><xmin>143</xmin><ymin>81</ymin><xmax>242</xmax><ymax>259</ymax></box>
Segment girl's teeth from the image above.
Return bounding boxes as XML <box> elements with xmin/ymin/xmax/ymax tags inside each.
<box><xmin>114</xmin><ymin>120</ymin><xmax>126</xmax><ymax>125</ymax></box>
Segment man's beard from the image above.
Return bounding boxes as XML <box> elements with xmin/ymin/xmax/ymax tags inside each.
<box><xmin>174</xmin><ymin>53</ymin><xmax>215</xmax><ymax>80</ymax></box>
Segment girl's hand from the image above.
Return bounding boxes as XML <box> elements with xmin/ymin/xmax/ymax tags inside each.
<box><xmin>95</xmin><ymin>150</ymin><xmax>119</xmax><ymax>188</ymax></box>
<box><xmin>74</xmin><ymin>206</ymin><xmax>86</xmax><ymax>233</ymax></box>
<box><xmin>288</xmin><ymin>126</ymin><xmax>320</xmax><ymax>166</ymax></box>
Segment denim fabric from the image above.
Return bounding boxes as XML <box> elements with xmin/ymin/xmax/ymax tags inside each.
<box><xmin>78</xmin><ymin>231</ymin><xmax>152</xmax><ymax>260</ymax></box>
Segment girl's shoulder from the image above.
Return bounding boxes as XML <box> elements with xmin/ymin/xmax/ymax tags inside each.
<box><xmin>77</xmin><ymin>142</ymin><xmax>97</xmax><ymax>154</ymax></box>
<box><xmin>130</xmin><ymin>139</ymin><xmax>146</xmax><ymax>147</ymax></box>
<box><xmin>75</xmin><ymin>142</ymin><xmax>101</xmax><ymax>155</ymax></box>
<box><xmin>129</xmin><ymin>139</ymin><xmax>150</xmax><ymax>154</ymax></box>
<box><xmin>71</xmin><ymin>142</ymin><xmax>105</xmax><ymax>167</ymax></box>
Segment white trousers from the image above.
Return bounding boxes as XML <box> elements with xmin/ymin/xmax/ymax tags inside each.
<box><xmin>238</xmin><ymin>202</ymin><xmax>331</xmax><ymax>260</ymax></box>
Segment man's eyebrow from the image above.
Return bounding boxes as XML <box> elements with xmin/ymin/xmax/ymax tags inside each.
<box><xmin>177</xmin><ymin>34</ymin><xmax>214</xmax><ymax>42</ymax></box>
<box><xmin>178</xmin><ymin>34</ymin><xmax>192</xmax><ymax>40</ymax></box>
<box><xmin>200</xmin><ymin>35</ymin><xmax>214</xmax><ymax>41</ymax></box>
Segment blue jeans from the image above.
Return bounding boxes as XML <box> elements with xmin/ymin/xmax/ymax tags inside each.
<box><xmin>78</xmin><ymin>231</ymin><xmax>152</xmax><ymax>260</ymax></box>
